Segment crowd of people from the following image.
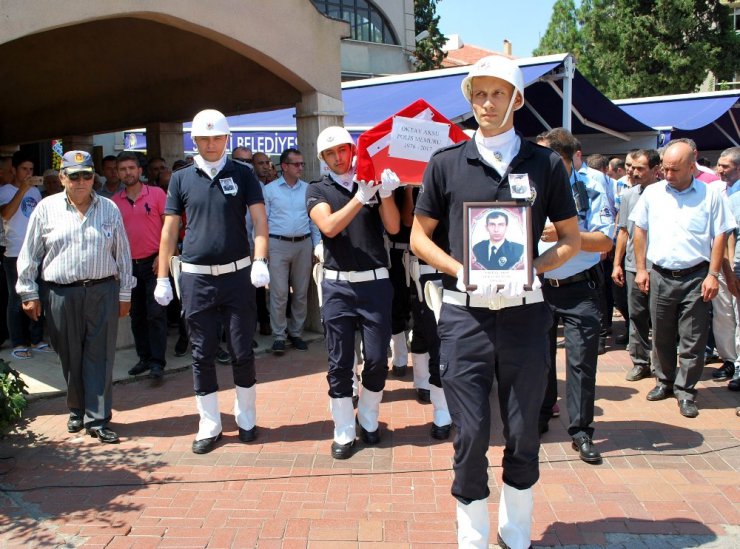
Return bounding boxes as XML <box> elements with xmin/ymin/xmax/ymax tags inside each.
<box><xmin>3</xmin><ymin>54</ymin><xmax>740</xmax><ymax>549</ymax></box>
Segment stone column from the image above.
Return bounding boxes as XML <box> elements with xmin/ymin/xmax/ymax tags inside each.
<box><xmin>145</xmin><ymin>122</ymin><xmax>185</xmax><ymax>168</ymax></box>
<box><xmin>295</xmin><ymin>91</ymin><xmax>345</xmax><ymax>182</ymax></box>
<box><xmin>295</xmin><ymin>91</ymin><xmax>345</xmax><ymax>333</ymax></box>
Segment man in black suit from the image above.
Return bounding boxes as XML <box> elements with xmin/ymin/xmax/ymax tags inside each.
<box><xmin>472</xmin><ymin>211</ymin><xmax>523</xmax><ymax>270</ymax></box>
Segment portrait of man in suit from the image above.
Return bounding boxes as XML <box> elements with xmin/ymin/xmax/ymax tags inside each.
<box><xmin>472</xmin><ymin>210</ymin><xmax>524</xmax><ymax>270</ymax></box>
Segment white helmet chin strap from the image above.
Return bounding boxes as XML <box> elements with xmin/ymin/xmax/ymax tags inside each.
<box><xmin>498</xmin><ymin>93</ymin><xmax>519</xmax><ymax>129</ymax></box>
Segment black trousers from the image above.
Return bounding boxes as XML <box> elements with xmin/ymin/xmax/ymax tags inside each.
<box><xmin>130</xmin><ymin>258</ymin><xmax>167</xmax><ymax>367</ymax></box>
<box><xmin>389</xmin><ymin>248</ymin><xmax>410</xmax><ymax>335</ymax></box>
<box><xmin>541</xmin><ymin>279</ymin><xmax>601</xmax><ymax>439</ymax></box>
<box><xmin>409</xmin><ymin>273</ymin><xmax>442</xmax><ymax>387</ymax></box>
<box><xmin>438</xmin><ymin>300</ymin><xmax>552</xmax><ymax>502</ymax></box>
<box><xmin>321</xmin><ymin>278</ymin><xmax>392</xmax><ymax>398</ymax></box>
<box><xmin>180</xmin><ymin>268</ymin><xmax>257</xmax><ymax>395</ymax></box>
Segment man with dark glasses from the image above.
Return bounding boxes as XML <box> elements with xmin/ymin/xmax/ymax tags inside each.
<box><xmin>16</xmin><ymin>150</ymin><xmax>135</xmax><ymax>444</ymax></box>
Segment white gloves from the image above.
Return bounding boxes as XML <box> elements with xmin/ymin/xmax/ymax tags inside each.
<box><xmin>314</xmin><ymin>242</ymin><xmax>324</xmax><ymax>262</ymax></box>
<box><xmin>154</xmin><ymin>278</ymin><xmax>173</xmax><ymax>306</ymax></box>
<box><xmin>354</xmin><ymin>180</ymin><xmax>379</xmax><ymax>205</ymax></box>
<box><xmin>379</xmin><ymin>169</ymin><xmax>401</xmax><ymax>199</ymax></box>
<box><xmin>456</xmin><ymin>267</ymin><xmax>541</xmax><ymax>300</ymax></box>
<box><xmin>455</xmin><ymin>267</ymin><xmax>467</xmax><ymax>293</ymax></box>
<box><xmin>499</xmin><ymin>269</ymin><xmax>542</xmax><ymax>298</ymax></box>
<box><xmin>250</xmin><ymin>260</ymin><xmax>270</xmax><ymax>288</ymax></box>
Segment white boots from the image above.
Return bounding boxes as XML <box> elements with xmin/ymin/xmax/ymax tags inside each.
<box><xmin>234</xmin><ymin>384</ymin><xmax>257</xmax><ymax>442</ymax></box>
<box><xmin>455</xmin><ymin>485</ymin><xmax>533</xmax><ymax>549</ymax></box>
<box><xmin>412</xmin><ymin>352</ymin><xmax>431</xmax><ymax>403</ymax></box>
<box><xmin>195</xmin><ymin>392</ymin><xmax>222</xmax><ymax>440</ymax></box>
<box><xmin>456</xmin><ymin>498</ymin><xmax>489</xmax><ymax>548</ymax></box>
<box><xmin>357</xmin><ymin>386</ymin><xmax>383</xmax><ymax>443</ymax></box>
<box><xmin>330</xmin><ymin>396</ymin><xmax>357</xmax><ymax>459</ymax></box>
<box><xmin>192</xmin><ymin>392</ymin><xmax>223</xmax><ymax>454</ymax></box>
<box><xmin>498</xmin><ymin>483</ymin><xmax>533</xmax><ymax>549</ymax></box>
<box><xmin>390</xmin><ymin>332</ymin><xmax>408</xmax><ymax>376</ymax></box>
<box><xmin>429</xmin><ymin>384</ymin><xmax>452</xmax><ymax>439</ymax></box>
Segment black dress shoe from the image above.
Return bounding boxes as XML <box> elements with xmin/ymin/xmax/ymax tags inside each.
<box><xmin>571</xmin><ymin>435</ymin><xmax>602</xmax><ymax>464</ymax></box>
<box><xmin>356</xmin><ymin>418</ymin><xmax>380</xmax><ymax>444</ymax></box>
<box><xmin>712</xmin><ymin>361</ymin><xmax>735</xmax><ymax>381</ymax></box>
<box><xmin>497</xmin><ymin>533</ymin><xmax>532</xmax><ymax>549</ymax></box>
<box><xmin>615</xmin><ymin>333</ymin><xmax>629</xmax><ymax>345</ymax></box>
<box><xmin>416</xmin><ymin>388</ymin><xmax>431</xmax><ymax>404</ymax></box>
<box><xmin>67</xmin><ymin>417</ymin><xmax>83</xmax><ymax>433</ymax></box>
<box><xmin>128</xmin><ymin>361</ymin><xmax>149</xmax><ymax>375</ymax></box>
<box><xmin>391</xmin><ymin>364</ymin><xmax>407</xmax><ymax>377</ymax></box>
<box><xmin>646</xmin><ymin>385</ymin><xmax>674</xmax><ymax>401</ymax></box>
<box><xmin>331</xmin><ymin>440</ymin><xmax>354</xmax><ymax>459</ymax></box>
<box><xmin>174</xmin><ymin>337</ymin><xmax>189</xmax><ymax>357</ymax></box>
<box><xmin>148</xmin><ymin>366</ymin><xmax>164</xmax><ymax>380</ymax></box>
<box><xmin>86</xmin><ymin>427</ymin><xmax>120</xmax><ymax>444</ymax></box>
<box><xmin>729</xmin><ymin>377</ymin><xmax>740</xmax><ymax>391</ymax></box>
<box><xmin>430</xmin><ymin>422</ymin><xmax>451</xmax><ymax>440</ymax></box>
<box><xmin>238</xmin><ymin>426</ymin><xmax>258</xmax><ymax>443</ymax></box>
<box><xmin>625</xmin><ymin>364</ymin><xmax>651</xmax><ymax>382</ymax></box>
<box><xmin>192</xmin><ymin>433</ymin><xmax>222</xmax><ymax>454</ymax></box>
<box><xmin>272</xmin><ymin>340</ymin><xmax>285</xmax><ymax>356</ymax></box>
<box><xmin>678</xmin><ymin>399</ymin><xmax>699</xmax><ymax>418</ymax></box>
<box><xmin>288</xmin><ymin>336</ymin><xmax>308</xmax><ymax>351</ymax></box>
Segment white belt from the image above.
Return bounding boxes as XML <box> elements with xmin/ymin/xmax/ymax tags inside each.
<box><xmin>441</xmin><ymin>288</ymin><xmax>544</xmax><ymax>311</ymax></box>
<box><xmin>389</xmin><ymin>242</ymin><xmax>409</xmax><ymax>251</ymax></box>
<box><xmin>324</xmin><ymin>267</ymin><xmax>389</xmax><ymax>283</ymax></box>
<box><xmin>181</xmin><ymin>256</ymin><xmax>251</xmax><ymax>276</ymax></box>
<box><xmin>419</xmin><ymin>265</ymin><xmax>440</xmax><ymax>276</ymax></box>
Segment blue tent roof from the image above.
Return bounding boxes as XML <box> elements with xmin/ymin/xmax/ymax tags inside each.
<box><xmin>615</xmin><ymin>91</ymin><xmax>740</xmax><ymax>150</ymax></box>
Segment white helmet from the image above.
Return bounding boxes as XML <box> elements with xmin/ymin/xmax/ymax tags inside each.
<box><xmin>460</xmin><ymin>56</ymin><xmax>524</xmax><ymax>129</ymax></box>
<box><xmin>316</xmin><ymin>126</ymin><xmax>354</xmax><ymax>160</ymax></box>
<box><xmin>191</xmin><ymin>109</ymin><xmax>230</xmax><ymax>137</ymax></box>
<box><xmin>460</xmin><ymin>55</ymin><xmax>524</xmax><ymax>103</ymax></box>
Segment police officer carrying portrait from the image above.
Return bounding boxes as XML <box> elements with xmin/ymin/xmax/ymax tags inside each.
<box><xmin>411</xmin><ymin>56</ymin><xmax>581</xmax><ymax>549</ymax></box>
<box><xmin>155</xmin><ymin>109</ymin><xmax>270</xmax><ymax>454</ymax></box>
<box><xmin>306</xmin><ymin>126</ymin><xmax>401</xmax><ymax>460</ymax></box>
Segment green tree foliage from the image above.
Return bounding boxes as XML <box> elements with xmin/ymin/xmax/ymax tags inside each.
<box><xmin>535</xmin><ymin>0</ymin><xmax>740</xmax><ymax>98</ymax></box>
<box><xmin>0</xmin><ymin>359</ymin><xmax>27</xmax><ymax>436</ymax></box>
<box><xmin>414</xmin><ymin>0</ymin><xmax>447</xmax><ymax>71</ymax></box>
<box><xmin>533</xmin><ymin>0</ymin><xmax>582</xmax><ymax>59</ymax></box>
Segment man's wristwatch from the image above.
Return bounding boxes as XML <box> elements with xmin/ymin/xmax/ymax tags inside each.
<box><xmin>253</xmin><ymin>257</ymin><xmax>268</xmax><ymax>265</ymax></box>
<box><xmin>708</xmin><ymin>270</ymin><xmax>720</xmax><ymax>279</ymax></box>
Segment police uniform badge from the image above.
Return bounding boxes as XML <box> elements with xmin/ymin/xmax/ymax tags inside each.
<box><xmin>509</xmin><ymin>173</ymin><xmax>531</xmax><ymax>199</ymax></box>
<box><xmin>219</xmin><ymin>177</ymin><xmax>238</xmax><ymax>196</ymax></box>
<box><xmin>75</xmin><ymin>152</ymin><xmax>84</xmax><ymax>163</ymax></box>
<box><xmin>498</xmin><ymin>256</ymin><xmax>507</xmax><ymax>267</ymax></box>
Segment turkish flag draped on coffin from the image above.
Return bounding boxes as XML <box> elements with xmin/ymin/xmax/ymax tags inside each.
<box><xmin>355</xmin><ymin>99</ymin><xmax>470</xmax><ymax>186</ymax></box>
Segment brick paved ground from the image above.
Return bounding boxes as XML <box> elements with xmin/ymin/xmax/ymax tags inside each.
<box><xmin>0</xmin><ymin>320</ymin><xmax>738</xmax><ymax>548</ymax></box>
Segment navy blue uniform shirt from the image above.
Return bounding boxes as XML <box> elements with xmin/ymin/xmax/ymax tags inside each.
<box><xmin>165</xmin><ymin>159</ymin><xmax>264</xmax><ymax>265</ymax></box>
<box><xmin>306</xmin><ymin>176</ymin><xmax>389</xmax><ymax>272</ymax></box>
<box><xmin>415</xmin><ymin>136</ymin><xmax>576</xmax><ymax>290</ymax></box>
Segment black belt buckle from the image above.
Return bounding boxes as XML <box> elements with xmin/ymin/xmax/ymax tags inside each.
<box><xmin>547</xmin><ymin>278</ymin><xmax>561</xmax><ymax>288</ymax></box>
<box><xmin>79</xmin><ymin>279</ymin><xmax>96</xmax><ymax>287</ymax></box>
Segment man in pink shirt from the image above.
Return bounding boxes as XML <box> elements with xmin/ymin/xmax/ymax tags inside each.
<box><xmin>111</xmin><ymin>152</ymin><xmax>168</xmax><ymax>381</ymax></box>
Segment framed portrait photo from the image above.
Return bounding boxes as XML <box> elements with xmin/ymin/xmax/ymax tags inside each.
<box><xmin>463</xmin><ymin>202</ymin><xmax>534</xmax><ymax>290</ymax></box>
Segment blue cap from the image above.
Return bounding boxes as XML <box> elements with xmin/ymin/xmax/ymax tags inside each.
<box><xmin>60</xmin><ymin>150</ymin><xmax>94</xmax><ymax>173</ymax></box>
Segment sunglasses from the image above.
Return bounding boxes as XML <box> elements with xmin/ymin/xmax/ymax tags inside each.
<box><xmin>66</xmin><ymin>171</ymin><xmax>94</xmax><ymax>181</ymax></box>
<box><xmin>285</xmin><ymin>162</ymin><xmax>305</xmax><ymax>167</ymax></box>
